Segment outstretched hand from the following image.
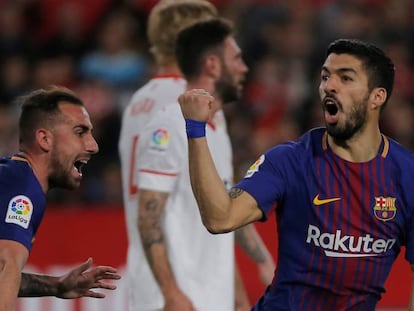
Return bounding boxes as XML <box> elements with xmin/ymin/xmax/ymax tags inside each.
<box><xmin>56</xmin><ymin>258</ymin><xmax>121</xmax><ymax>299</ymax></box>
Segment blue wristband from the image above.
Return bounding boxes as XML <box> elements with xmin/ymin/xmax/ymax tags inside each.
<box><xmin>185</xmin><ymin>118</ymin><xmax>206</xmax><ymax>138</ymax></box>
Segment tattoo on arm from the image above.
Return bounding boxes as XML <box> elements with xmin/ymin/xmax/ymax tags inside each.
<box><xmin>139</xmin><ymin>195</ymin><xmax>165</xmax><ymax>248</ymax></box>
<box><xmin>138</xmin><ymin>192</ymin><xmax>168</xmax><ymax>266</ymax></box>
<box><xmin>229</xmin><ymin>187</ymin><xmax>244</xmax><ymax>199</ymax></box>
<box><xmin>19</xmin><ymin>273</ymin><xmax>56</xmax><ymax>297</ymax></box>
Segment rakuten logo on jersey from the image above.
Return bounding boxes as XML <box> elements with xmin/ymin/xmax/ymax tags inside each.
<box><xmin>306</xmin><ymin>224</ymin><xmax>396</xmax><ymax>258</ymax></box>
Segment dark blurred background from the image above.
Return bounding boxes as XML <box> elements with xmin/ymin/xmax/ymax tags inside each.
<box><xmin>1</xmin><ymin>0</ymin><xmax>413</xmax><ymax>205</ymax></box>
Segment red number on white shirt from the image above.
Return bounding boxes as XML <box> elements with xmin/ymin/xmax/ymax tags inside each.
<box><xmin>129</xmin><ymin>135</ymin><xmax>139</xmax><ymax>197</ymax></box>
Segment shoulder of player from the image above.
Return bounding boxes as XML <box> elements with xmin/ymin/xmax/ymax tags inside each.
<box><xmin>0</xmin><ymin>158</ymin><xmax>42</xmax><ymax>199</ymax></box>
<box><xmin>0</xmin><ymin>158</ymin><xmax>30</xmax><ymax>182</ymax></box>
<box><xmin>385</xmin><ymin>135</ymin><xmax>414</xmax><ymax>168</ymax></box>
<box><xmin>140</xmin><ymin>104</ymin><xmax>185</xmax><ymax>138</ymax></box>
<box><xmin>129</xmin><ymin>77</ymin><xmax>185</xmax><ymax>100</ymax></box>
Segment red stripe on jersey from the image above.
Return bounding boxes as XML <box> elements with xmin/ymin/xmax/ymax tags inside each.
<box><xmin>138</xmin><ymin>169</ymin><xmax>177</xmax><ymax>177</ymax></box>
<box><xmin>207</xmin><ymin>121</ymin><xmax>216</xmax><ymax>131</ymax></box>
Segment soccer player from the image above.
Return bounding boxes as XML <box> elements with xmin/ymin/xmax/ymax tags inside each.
<box><xmin>178</xmin><ymin>38</ymin><xmax>414</xmax><ymax>310</ymax></box>
<box><xmin>0</xmin><ymin>86</ymin><xmax>121</xmax><ymax>311</ymax></box>
<box><xmin>118</xmin><ymin>2</ymin><xmax>274</xmax><ymax>309</ymax></box>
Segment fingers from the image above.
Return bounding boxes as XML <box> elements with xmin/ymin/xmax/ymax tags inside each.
<box><xmin>95</xmin><ymin>281</ymin><xmax>117</xmax><ymax>290</ymax></box>
<box><xmin>178</xmin><ymin>88</ymin><xmax>215</xmax><ymax>121</ymax></box>
<box><xmin>75</xmin><ymin>258</ymin><xmax>93</xmax><ymax>274</ymax></box>
<box><xmin>89</xmin><ymin>267</ymin><xmax>121</xmax><ymax>280</ymax></box>
<box><xmin>180</xmin><ymin>88</ymin><xmax>214</xmax><ymax>104</ymax></box>
<box><xmin>87</xmin><ymin>280</ymin><xmax>118</xmax><ymax>290</ymax></box>
<box><xmin>83</xmin><ymin>290</ymin><xmax>106</xmax><ymax>299</ymax></box>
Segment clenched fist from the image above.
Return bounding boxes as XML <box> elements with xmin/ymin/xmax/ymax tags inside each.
<box><xmin>178</xmin><ymin>89</ymin><xmax>215</xmax><ymax>122</ymax></box>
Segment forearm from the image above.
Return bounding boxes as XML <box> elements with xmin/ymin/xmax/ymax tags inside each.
<box><xmin>235</xmin><ymin>225</ymin><xmax>272</xmax><ymax>264</ymax></box>
<box><xmin>19</xmin><ymin>273</ymin><xmax>58</xmax><ymax>297</ymax></box>
<box><xmin>0</xmin><ymin>242</ymin><xmax>28</xmax><ymax>309</ymax></box>
<box><xmin>138</xmin><ymin>190</ymin><xmax>181</xmax><ymax>298</ymax></box>
<box><xmin>234</xmin><ymin>262</ymin><xmax>250</xmax><ymax>311</ymax></box>
<box><xmin>188</xmin><ymin>138</ymin><xmax>233</xmax><ymax>233</ymax></box>
<box><xmin>235</xmin><ymin>225</ymin><xmax>275</xmax><ymax>286</ymax></box>
<box><xmin>0</xmin><ymin>268</ymin><xmax>21</xmax><ymax>310</ymax></box>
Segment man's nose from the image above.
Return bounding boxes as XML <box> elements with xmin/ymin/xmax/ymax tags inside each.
<box><xmin>86</xmin><ymin>135</ymin><xmax>99</xmax><ymax>154</ymax></box>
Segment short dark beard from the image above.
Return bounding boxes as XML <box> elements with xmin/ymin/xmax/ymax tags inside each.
<box><xmin>326</xmin><ymin>93</ymin><xmax>369</xmax><ymax>141</ymax></box>
<box><xmin>48</xmin><ymin>150</ymin><xmax>76</xmax><ymax>190</ymax></box>
<box><xmin>215</xmin><ymin>64</ymin><xmax>241</xmax><ymax>104</ymax></box>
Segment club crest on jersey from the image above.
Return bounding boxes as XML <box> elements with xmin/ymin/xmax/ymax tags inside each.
<box><xmin>6</xmin><ymin>195</ymin><xmax>33</xmax><ymax>229</ymax></box>
<box><xmin>245</xmin><ymin>154</ymin><xmax>265</xmax><ymax>178</ymax></box>
<box><xmin>150</xmin><ymin>128</ymin><xmax>170</xmax><ymax>151</ymax></box>
<box><xmin>373</xmin><ymin>196</ymin><xmax>396</xmax><ymax>222</ymax></box>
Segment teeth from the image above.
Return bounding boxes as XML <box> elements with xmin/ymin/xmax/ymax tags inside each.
<box><xmin>74</xmin><ymin>160</ymin><xmax>88</xmax><ymax>176</ymax></box>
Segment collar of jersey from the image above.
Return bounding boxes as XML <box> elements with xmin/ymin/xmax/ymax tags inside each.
<box><xmin>152</xmin><ymin>74</ymin><xmax>183</xmax><ymax>80</ymax></box>
<box><xmin>322</xmin><ymin>130</ymin><xmax>389</xmax><ymax>158</ymax></box>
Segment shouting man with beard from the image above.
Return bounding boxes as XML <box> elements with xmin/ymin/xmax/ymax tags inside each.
<box><xmin>0</xmin><ymin>86</ymin><xmax>121</xmax><ymax>311</ymax></box>
<box><xmin>178</xmin><ymin>39</ymin><xmax>414</xmax><ymax>310</ymax></box>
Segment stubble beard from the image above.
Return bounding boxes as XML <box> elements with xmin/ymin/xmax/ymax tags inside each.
<box><xmin>215</xmin><ymin>68</ymin><xmax>241</xmax><ymax>104</ymax></box>
<box><xmin>48</xmin><ymin>149</ymin><xmax>78</xmax><ymax>190</ymax></box>
<box><xmin>326</xmin><ymin>94</ymin><xmax>369</xmax><ymax>141</ymax></box>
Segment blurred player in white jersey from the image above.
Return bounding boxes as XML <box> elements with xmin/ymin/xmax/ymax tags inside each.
<box><xmin>118</xmin><ymin>2</ymin><xmax>275</xmax><ymax>310</ymax></box>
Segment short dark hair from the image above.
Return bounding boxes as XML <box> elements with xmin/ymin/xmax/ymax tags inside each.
<box><xmin>18</xmin><ymin>86</ymin><xmax>84</xmax><ymax>145</ymax></box>
<box><xmin>175</xmin><ymin>17</ymin><xmax>233</xmax><ymax>80</ymax></box>
<box><xmin>327</xmin><ymin>39</ymin><xmax>395</xmax><ymax>107</ymax></box>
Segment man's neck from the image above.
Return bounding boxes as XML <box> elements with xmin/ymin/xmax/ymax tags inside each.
<box><xmin>327</xmin><ymin>126</ymin><xmax>382</xmax><ymax>162</ymax></box>
<box><xmin>18</xmin><ymin>150</ymin><xmax>48</xmax><ymax>193</ymax></box>
<box><xmin>156</xmin><ymin>63</ymin><xmax>182</xmax><ymax>76</ymax></box>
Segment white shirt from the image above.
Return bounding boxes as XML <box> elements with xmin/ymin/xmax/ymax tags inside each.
<box><xmin>119</xmin><ymin>75</ymin><xmax>186</xmax><ymax>196</ymax></box>
<box><xmin>119</xmin><ymin>76</ymin><xmax>234</xmax><ymax>311</ymax></box>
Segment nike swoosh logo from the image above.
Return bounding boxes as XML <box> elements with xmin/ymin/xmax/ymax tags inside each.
<box><xmin>313</xmin><ymin>194</ymin><xmax>341</xmax><ymax>205</ymax></box>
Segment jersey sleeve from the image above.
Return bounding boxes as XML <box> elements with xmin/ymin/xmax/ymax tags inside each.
<box><xmin>0</xmin><ymin>166</ymin><xmax>45</xmax><ymax>251</ymax></box>
<box><xmin>235</xmin><ymin>143</ymin><xmax>296</xmax><ymax>218</ymax></box>
<box><xmin>135</xmin><ymin>105</ymin><xmax>187</xmax><ymax>193</ymax></box>
<box><xmin>0</xmin><ymin>199</ymin><xmax>34</xmax><ymax>250</ymax></box>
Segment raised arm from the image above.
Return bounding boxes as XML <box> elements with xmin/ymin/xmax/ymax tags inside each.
<box><xmin>178</xmin><ymin>89</ymin><xmax>263</xmax><ymax>233</ymax></box>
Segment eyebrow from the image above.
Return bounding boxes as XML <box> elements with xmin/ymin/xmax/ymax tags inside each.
<box><xmin>73</xmin><ymin>124</ymin><xmax>92</xmax><ymax>132</ymax></box>
<box><xmin>321</xmin><ymin>66</ymin><xmax>357</xmax><ymax>75</ymax></box>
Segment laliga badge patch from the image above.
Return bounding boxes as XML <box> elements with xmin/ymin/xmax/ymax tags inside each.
<box><xmin>245</xmin><ymin>154</ymin><xmax>265</xmax><ymax>178</ymax></box>
<box><xmin>149</xmin><ymin>128</ymin><xmax>170</xmax><ymax>151</ymax></box>
<box><xmin>6</xmin><ymin>195</ymin><xmax>33</xmax><ymax>229</ymax></box>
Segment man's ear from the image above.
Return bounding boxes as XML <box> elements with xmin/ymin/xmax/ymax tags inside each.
<box><xmin>370</xmin><ymin>87</ymin><xmax>387</xmax><ymax>110</ymax></box>
<box><xmin>204</xmin><ymin>54</ymin><xmax>221</xmax><ymax>79</ymax></box>
<box><xmin>36</xmin><ymin>128</ymin><xmax>52</xmax><ymax>152</ymax></box>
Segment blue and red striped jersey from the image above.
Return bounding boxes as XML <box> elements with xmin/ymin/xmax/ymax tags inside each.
<box><xmin>237</xmin><ymin>127</ymin><xmax>414</xmax><ymax>311</ymax></box>
<box><xmin>0</xmin><ymin>156</ymin><xmax>46</xmax><ymax>251</ymax></box>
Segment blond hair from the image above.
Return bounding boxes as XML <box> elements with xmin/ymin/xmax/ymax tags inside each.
<box><xmin>147</xmin><ymin>0</ymin><xmax>218</xmax><ymax>65</ymax></box>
